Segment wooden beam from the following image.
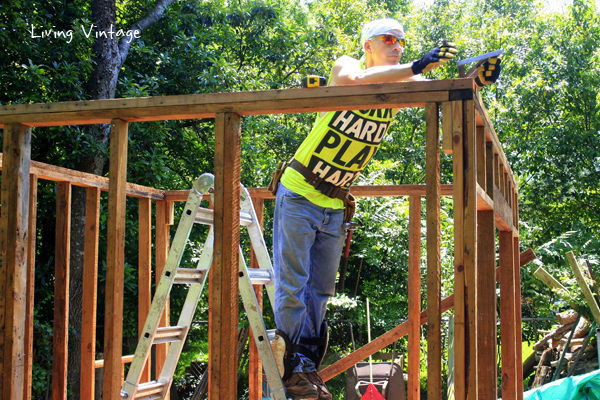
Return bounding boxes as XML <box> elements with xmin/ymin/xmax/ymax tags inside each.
<box><xmin>24</xmin><ymin>174</ymin><xmax>37</xmax><ymax>400</ymax></box>
<box><xmin>408</xmin><ymin>196</ymin><xmax>422</xmax><ymax>400</ymax></box>
<box><xmin>80</xmin><ymin>187</ymin><xmax>100</xmax><ymax>400</ymax></box>
<box><xmin>499</xmin><ymin>231</ymin><xmax>516</xmax><ymax>400</ymax></box>
<box><xmin>52</xmin><ymin>182</ymin><xmax>71</xmax><ymax>400</ymax></box>
<box><xmin>485</xmin><ymin>142</ymin><xmax>494</xmax><ymax>199</ymax></box>
<box><xmin>567</xmin><ymin>252</ymin><xmax>600</xmax><ymax>325</ymax></box>
<box><xmin>425</xmin><ymin>102</ymin><xmax>442</xmax><ymax>399</ymax></box>
<box><xmin>103</xmin><ymin>119</ymin><xmax>129</xmax><ymax>400</ymax></box>
<box><xmin>138</xmin><ymin>197</ymin><xmax>152</xmax><ymax>383</ymax></box>
<box><xmin>464</xmin><ymin>100</ymin><xmax>478</xmax><ymax>400</ymax></box>
<box><xmin>155</xmin><ymin>200</ymin><xmax>172</xmax><ymax>385</ymax></box>
<box><xmin>514</xmin><ymin>237</ymin><xmax>524</xmax><ymax>400</ymax></box>
<box><xmin>442</xmin><ymin>102</ymin><xmax>454</xmax><ymax>154</ymax></box>
<box><xmin>476</xmin><ymin>210</ymin><xmax>496</xmax><ymax>399</ymax></box>
<box><xmin>452</xmin><ymin>99</ymin><xmax>466</xmax><ymax>400</ymax></box>
<box><xmin>249</xmin><ymin>197</ymin><xmax>264</xmax><ymax>400</ymax></box>
<box><xmin>210</xmin><ymin>112</ymin><xmax>242</xmax><ymax>400</ymax></box>
<box><xmin>0</xmin><ymin>124</ymin><xmax>31</xmax><ymax>400</ymax></box>
<box><xmin>476</xmin><ymin>127</ymin><xmax>486</xmax><ymax>191</ymax></box>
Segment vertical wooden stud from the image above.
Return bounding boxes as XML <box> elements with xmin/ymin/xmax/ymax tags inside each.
<box><xmin>0</xmin><ymin>123</ymin><xmax>31</xmax><ymax>400</ymax></box>
<box><xmin>249</xmin><ymin>197</ymin><xmax>264</xmax><ymax>400</ymax></box>
<box><xmin>24</xmin><ymin>174</ymin><xmax>37</xmax><ymax>400</ymax></box>
<box><xmin>499</xmin><ymin>231</ymin><xmax>516</xmax><ymax>400</ymax></box>
<box><xmin>494</xmin><ymin>155</ymin><xmax>501</xmax><ymax>196</ymax></box>
<box><xmin>451</xmin><ymin>100</ymin><xmax>466</xmax><ymax>400</ymax></box>
<box><xmin>210</xmin><ymin>112</ymin><xmax>242</xmax><ymax>400</ymax></box>
<box><xmin>425</xmin><ymin>102</ymin><xmax>441</xmax><ymax>399</ymax></box>
<box><xmin>514</xmin><ymin>237</ymin><xmax>523</xmax><ymax>400</ymax></box>
<box><xmin>464</xmin><ymin>100</ymin><xmax>478</xmax><ymax>400</ymax></box>
<box><xmin>476</xmin><ymin>127</ymin><xmax>486</xmax><ymax>191</ymax></box>
<box><xmin>81</xmin><ymin>187</ymin><xmax>101</xmax><ymax>400</ymax></box>
<box><xmin>53</xmin><ymin>182</ymin><xmax>71</xmax><ymax>400</ymax></box>
<box><xmin>476</xmin><ymin>210</ymin><xmax>496</xmax><ymax>399</ymax></box>
<box><xmin>155</xmin><ymin>200</ymin><xmax>172</xmax><ymax>384</ymax></box>
<box><xmin>103</xmin><ymin>119</ymin><xmax>129</xmax><ymax>400</ymax></box>
<box><xmin>485</xmin><ymin>143</ymin><xmax>494</xmax><ymax>199</ymax></box>
<box><xmin>408</xmin><ymin>196</ymin><xmax>422</xmax><ymax>400</ymax></box>
<box><xmin>138</xmin><ymin>197</ymin><xmax>152</xmax><ymax>383</ymax></box>
<box><xmin>442</xmin><ymin>102</ymin><xmax>454</xmax><ymax>154</ymax></box>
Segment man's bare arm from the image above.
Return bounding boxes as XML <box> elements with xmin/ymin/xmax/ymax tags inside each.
<box><xmin>330</xmin><ymin>56</ymin><xmax>416</xmax><ymax>86</ymax></box>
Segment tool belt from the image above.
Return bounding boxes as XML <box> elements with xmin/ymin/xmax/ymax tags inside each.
<box><xmin>268</xmin><ymin>158</ymin><xmax>356</xmax><ymax>223</ymax></box>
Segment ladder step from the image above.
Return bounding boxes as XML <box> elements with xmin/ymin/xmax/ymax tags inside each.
<box><xmin>194</xmin><ymin>208</ymin><xmax>254</xmax><ymax>227</ymax></box>
<box><xmin>154</xmin><ymin>326</ymin><xmax>187</xmax><ymax>344</ymax></box>
<box><xmin>132</xmin><ymin>380</ymin><xmax>166</xmax><ymax>399</ymax></box>
<box><xmin>244</xmin><ymin>269</ymin><xmax>274</xmax><ymax>286</ymax></box>
<box><xmin>174</xmin><ymin>268</ymin><xmax>207</xmax><ymax>284</ymax></box>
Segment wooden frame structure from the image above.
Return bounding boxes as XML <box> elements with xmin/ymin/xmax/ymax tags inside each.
<box><xmin>0</xmin><ymin>79</ymin><xmax>523</xmax><ymax>400</ymax></box>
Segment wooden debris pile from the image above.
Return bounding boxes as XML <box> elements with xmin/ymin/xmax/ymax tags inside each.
<box><xmin>526</xmin><ymin>251</ymin><xmax>600</xmax><ymax>389</ymax></box>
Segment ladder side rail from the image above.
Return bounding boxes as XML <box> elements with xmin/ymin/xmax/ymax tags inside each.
<box><xmin>240</xmin><ymin>187</ymin><xmax>276</xmax><ymax>304</ymax></box>
<box><xmin>157</xmin><ymin>228</ymin><xmax>214</xmax><ymax>389</ymax></box>
<box><xmin>238</xmin><ymin>249</ymin><xmax>288</xmax><ymax>400</ymax></box>
<box><xmin>122</xmin><ymin>189</ymin><xmax>204</xmax><ymax>396</ymax></box>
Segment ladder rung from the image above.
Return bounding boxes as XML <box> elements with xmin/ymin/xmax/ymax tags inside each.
<box><xmin>154</xmin><ymin>326</ymin><xmax>186</xmax><ymax>344</ymax></box>
<box><xmin>174</xmin><ymin>268</ymin><xmax>207</xmax><ymax>284</ymax></box>
<box><xmin>245</xmin><ymin>269</ymin><xmax>273</xmax><ymax>286</ymax></box>
<box><xmin>132</xmin><ymin>380</ymin><xmax>166</xmax><ymax>399</ymax></box>
<box><xmin>194</xmin><ymin>208</ymin><xmax>254</xmax><ymax>226</ymax></box>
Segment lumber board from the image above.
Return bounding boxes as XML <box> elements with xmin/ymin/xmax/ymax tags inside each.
<box><xmin>533</xmin><ymin>267</ymin><xmax>578</xmax><ymax>309</ymax></box>
<box><xmin>0</xmin><ymin>153</ymin><xmax>165</xmax><ymax>200</ymax></box>
<box><xmin>476</xmin><ymin>210</ymin><xmax>496</xmax><ymax>399</ymax></box>
<box><xmin>249</xmin><ymin>197</ymin><xmax>265</xmax><ymax>400</ymax></box>
<box><xmin>452</xmin><ymin>99</ymin><xmax>466</xmax><ymax>400</ymax></box>
<box><xmin>210</xmin><ymin>112</ymin><xmax>242</xmax><ymax>400</ymax></box>
<box><xmin>476</xmin><ymin>183</ymin><xmax>493</xmax><ymax>211</ymax></box>
<box><xmin>138</xmin><ymin>197</ymin><xmax>152</xmax><ymax>383</ymax></box>
<box><xmin>425</xmin><ymin>102</ymin><xmax>442</xmax><ymax>399</ymax></box>
<box><xmin>81</xmin><ymin>187</ymin><xmax>100</xmax><ymax>400</ymax></box>
<box><xmin>494</xmin><ymin>187</ymin><xmax>514</xmax><ymax>233</ymax></box>
<box><xmin>567</xmin><ymin>252</ymin><xmax>600</xmax><ymax>326</ymax></box>
<box><xmin>24</xmin><ymin>174</ymin><xmax>37</xmax><ymax>400</ymax></box>
<box><xmin>514</xmin><ymin>237</ymin><xmax>524</xmax><ymax>399</ymax></box>
<box><xmin>103</xmin><ymin>119</ymin><xmax>129</xmax><ymax>400</ymax></box>
<box><xmin>442</xmin><ymin>101</ymin><xmax>454</xmax><ymax>154</ymax></box>
<box><xmin>486</xmin><ymin>142</ymin><xmax>494</xmax><ymax>199</ymax></box>
<box><xmin>94</xmin><ymin>355</ymin><xmax>135</xmax><ymax>369</ymax></box>
<box><xmin>155</xmin><ymin>200</ymin><xmax>171</xmax><ymax>382</ymax></box>
<box><xmin>499</xmin><ymin>231</ymin><xmax>517</xmax><ymax>400</ymax></box>
<box><xmin>0</xmin><ymin>80</ymin><xmax>475</xmax><ymax>127</ymax></box>
<box><xmin>464</xmin><ymin>100</ymin><xmax>478</xmax><ymax>400</ymax></box>
<box><xmin>476</xmin><ymin>127</ymin><xmax>486</xmax><ymax>191</ymax></box>
<box><xmin>0</xmin><ymin>123</ymin><xmax>31</xmax><ymax>400</ymax></box>
<box><xmin>408</xmin><ymin>196</ymin><xmax>422</xmax><ymax>400</ymax></box>
<box><xmin>52</xmin><ymin>182</ymin><xmax>71</xmax><ymax>400</ymax></box>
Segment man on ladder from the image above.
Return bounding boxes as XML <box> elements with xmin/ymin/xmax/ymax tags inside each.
<box><xmin>268</xmin><ymin>17</ymin><xmax>499</xmax><ymax>400</ymax></box>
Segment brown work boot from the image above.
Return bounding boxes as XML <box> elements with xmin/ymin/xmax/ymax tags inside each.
<box><xmin>306</xmin><ymin>371</ymin><xmax>332</xmax><ymax>400</ymax></box>
<box><xmin>283</xmin><ymin>372</ymin><xmax>319</xmax><ymax>400</ymax></box>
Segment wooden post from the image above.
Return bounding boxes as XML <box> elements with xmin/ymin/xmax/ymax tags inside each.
<box><xmin>138</xmin><ymin>197</ymin><xmax>152</xmax><ymax>383</ymax></box>
<box><xmin>464</xmin><ymin>100</ymin><xmax>478</xmax><ymax>400</ymax></box>
<box><xmin>485</xmin><ymin>143</ymin><xmax>494</xmax><ymax>199</ymax></box>
<box><xmin>476</xmin><ymin>127</ymin><xmax>486</xmax><ymax>191</ymax></box>
<box><xmin>408</xmin><ymin>196</ymin><xmax>422</xmax><ymax>400</ymax></box>
<box><xmin>53</xmin><ymin>182</ymin><xmax>71</xmax><ymax>400</ymax></box>
<box><xmin>249</xmin><ymin>197</ymin><xmax>264</xmax><ymax>400</ymax></box>
<box><xmin>0</xmin><ymin>123</ymin><xmax>31</xmax><ymax>400</ymax></box>
<box><xmin>80</xmin><ymin>187</ymin><xmax>100</xmax><ymax>399</ymax></box>
<box><xmin>103</xmin><ymin>119</ymin><xmax>129</xmax><ymax>400</ymax></box>
<box><xmin>210</xmin><ymin>112</ymin><xmax>242</xmax><ymax>400</ymax></box>
<box><xmin>451</xmin><ymin>100</ymin><xmax>466</xmax><ymax>400</ymax></box>
<box><xmin>514</xmin><ymin>236</ymin><xmax>524</xmax><ymax>400</ymax></box>
<box><xmin>499</xmin><ymin>231</ymin><xmax>516</xmax><ymax>400</ymax></box>
<box><xmin>425</xmin><ymin>102</ymin><xmax>441</xmax><ymax>399</ymax></box>
<box><xmin>24</xmin><ymin>174</ymin><xmax>37</xmax><ymax>400</ymax></box>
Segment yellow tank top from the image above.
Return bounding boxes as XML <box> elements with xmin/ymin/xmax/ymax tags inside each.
<box><xmin>280</xmin><ymin>106</ymin><xmax>396</xmax><ymax>209</ymax></box>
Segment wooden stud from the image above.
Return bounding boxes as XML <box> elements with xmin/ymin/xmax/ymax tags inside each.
<box><xmin>499</xmin><ymin>231</ymin><xmax>516</xmax><ymax>400</ymax></box>
<box><xmin>485</xmin><ymin>142</ymin><xmax>494</xmax><ymax>200</ymax></box>
<box><xmin>408</xmin><ymin>196</ymin><xmax>422</xmax><ymax>400</ymax></box>
<box><xmin>513</xmin><ymin>236</ymin><xmax>524</xmax><ymax>400</ymax></box>
<box><xmin>23</xmin><ymin>174</ymin><xmax>37</xmax><ymax>400</ymax></box>
<box><xmin>210</xmin><ymin>112</ymin><xmax>242</xmax><ymax>400</ymax></box>
<box><xmin>451</xmin><ymin>100</ymin><xmax>466</xmax><ymax>400</ymax></box>
<box><xmin>425</xmin><ymin>102</ymin><xmax>441</xmax><ymax>399</ymax></box>
<box><xmin>476</xmin><ymin>126</ymin><xmax>486</xmax><ymax>191</ymax></box>
<box><xmin>53</xmin><ymin>182</ymin><xmax>71</xmax><ymax>400</ymax></box>
<box><xmin>155</xmin><ymin>200</ymin><xmax>172</xmax><ymax>382</ymax></box>
<box><xmin>0</xmin><ymin>124</ymin><xmax>31</xmax><ymax>400</ymax></box>
<box><xmin>249</xmin><ymin>197</ymin><xmax>264</xmax><ymax>400</ymax></box>
<box><xmin>103</xmin><ymin>119</ymin><xmax>129</xmax><ymax>400</ymax></box>
<box><xmin>442</xmin><ymin>102</ymin><xmax>454</xmax><ymax>154</ymax></box>
<box><xmin>476</xmin><ymin>210</ymin><xmax>496</xmax><ymax>399</ymax></box>
<box><xmin>138</xmin><ymin>197</ymin><xmax>152</xmax><ymax>383</ymax></box>
<box><xmin>464</xmin><ymin>100</ymin><xmax>478</xmax><ymax>400</ymax></box>
<box><xmin>80</xmin><ymin>187</ymin><xmax>100</xmax><ymax>400</ymax></box>
<box><xmin>567</xmin><ymin>252</ymin><xmax>600</xmax><ymax>325</ymax></box>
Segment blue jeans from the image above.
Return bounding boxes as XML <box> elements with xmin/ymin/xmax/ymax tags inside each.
<box><xmin>273</xmin><ymin>183</ymin><xmax>346</xmax><ymax>372</ymax></box>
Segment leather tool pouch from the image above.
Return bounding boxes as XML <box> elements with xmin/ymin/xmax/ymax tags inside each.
<box><xmin>343</xmin><ymin>193</ymin><xmax>356</xmax><ymax>223</ymax></box>
<box><xmin>268</xmin><ymin>160</ymin><xmax>289</xmax><ymax>196</ymax></box>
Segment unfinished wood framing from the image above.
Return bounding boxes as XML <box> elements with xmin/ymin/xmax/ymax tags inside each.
<box><xmin>0</xmin><ymin>79</ymin><xmax>523</xmax><ymax>400</ymax></box>
<box><xmin>155</xmin><ymin>200</ymin><xmax>172</xmax><ymax>381</ymax></box>
<box><xmin>249</xmin><ymin>197</ymin><xmax>265</xmax><ymax>400</ymax></box>
<box><xmin>138</xmin><ymin>197</ymin><xmax>152</xmax><ymax>383</ymax></box>
<box><xmin>24</xmin><ymin>174</ymin><xmax>37</xmax><ymax>400</ymax></box>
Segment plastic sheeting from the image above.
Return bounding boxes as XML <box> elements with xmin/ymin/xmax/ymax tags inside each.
<box><xmin>523</xmin><ymin>369</ymin><xmax>600</xmax><ymax>400</ymax></box>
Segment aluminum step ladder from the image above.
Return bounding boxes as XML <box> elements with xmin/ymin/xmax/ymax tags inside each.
<box><xmin>120</xmin><ymin>173</ymin><xmax>288</xmax><ymax>400</ymax></box>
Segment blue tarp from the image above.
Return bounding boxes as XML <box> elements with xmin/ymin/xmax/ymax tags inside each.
<box><xmin>523</xmin><ymin>369</ymin><xmax>600</xmax><ymax>400</ymax></box>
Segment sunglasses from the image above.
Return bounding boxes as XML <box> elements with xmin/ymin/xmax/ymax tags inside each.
<box><xmin>377</xmin><ymin>34</ymin><xmax>406</xmax><ymax>48</ymax></box>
